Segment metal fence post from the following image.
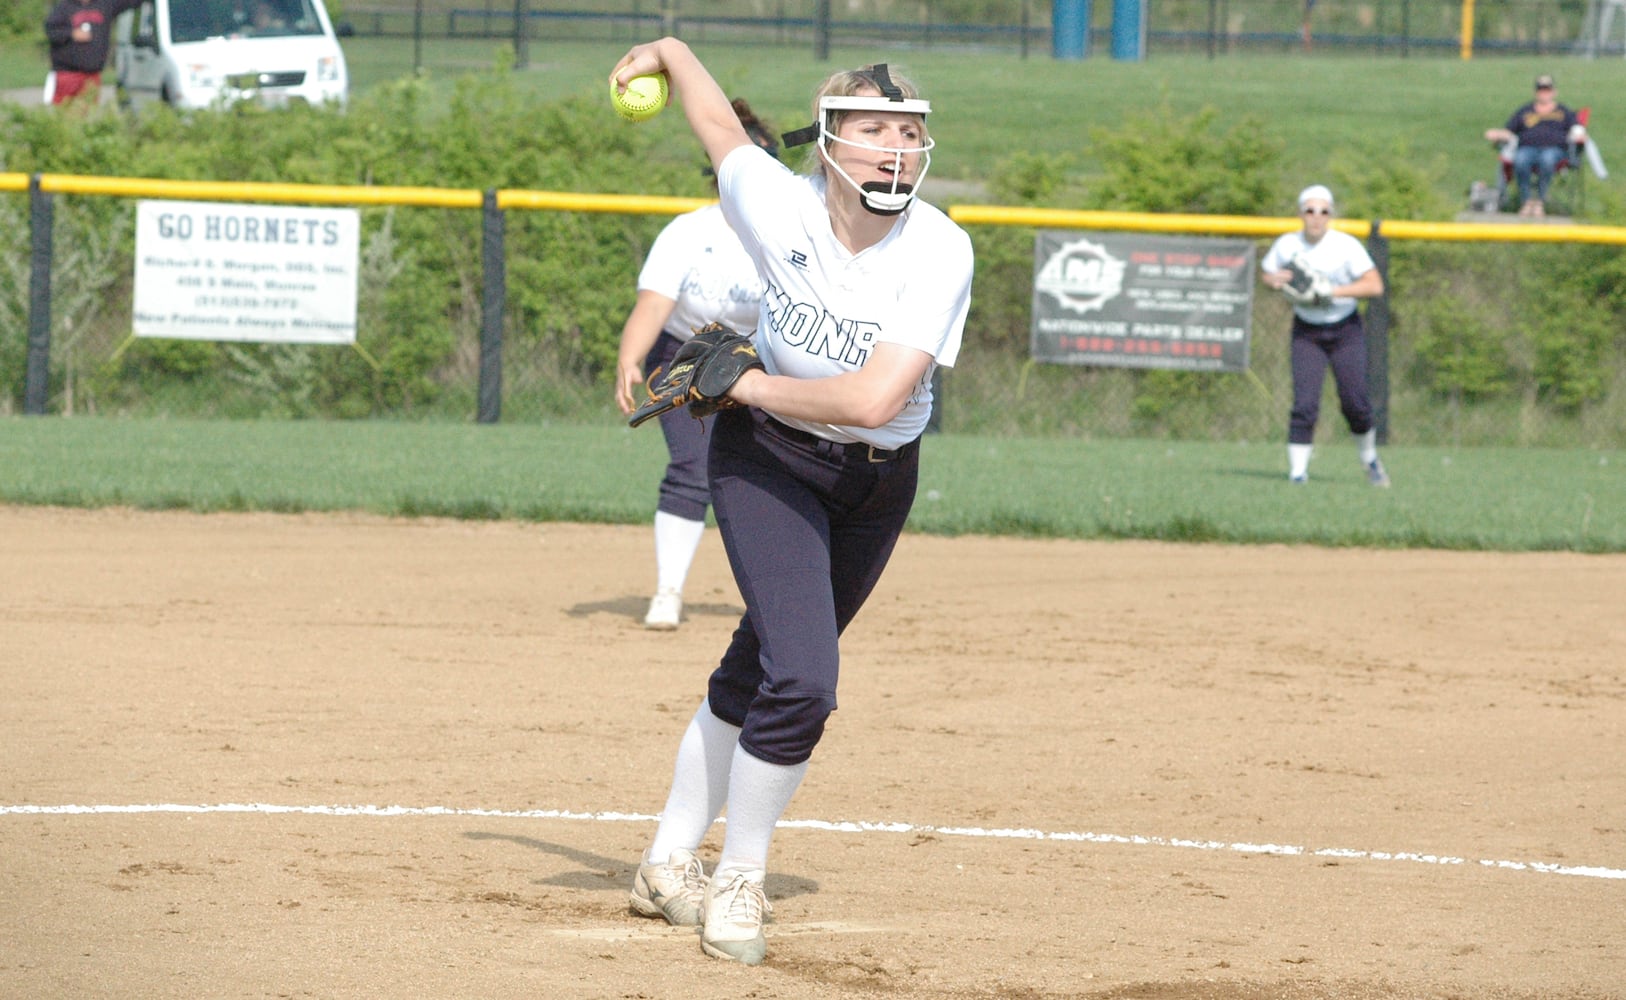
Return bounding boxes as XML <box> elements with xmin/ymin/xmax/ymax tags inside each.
<box><xmin>412</xmin><ymin>0</ymin><xmax>423</xmax><ymax>72</ymax></box>
<box><xmin>814</xmin><ymin>0</ymin><xmax>830</xmax><ymax>60</ymax></box>
<box><xmin>477</xmin><ymin>189</ymin><xmax>505</xmax><ymax>425</ymax></box>
<box><xmin>512</xmin><ymin>0</ymin><xmax>528</xmax><ymax>69</ymax></box>
<box><xmin>25</xmin><ymin>175</ymin><xmax>54</xmax><ymax>416</ymax></box>
<box><xmin>1365</xmin><ymin>220</ymin><xmax>1391</xmax><ymax>445</ymax></box>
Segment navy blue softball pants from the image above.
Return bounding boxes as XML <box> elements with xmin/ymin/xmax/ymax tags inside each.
<box><xmin>646</xmin><ymin>332</ymin><xmax>716</xmax><ymax>522</ymax></box>
<box><xmin>1288</xmin><ymin>313</ymin><xmax>1374</xmax><ymax>445</ymax></box>
<box><xmin>705</xmin><ymin>406</ymin><xmax>920</xmax><ymax>766</ymax></box>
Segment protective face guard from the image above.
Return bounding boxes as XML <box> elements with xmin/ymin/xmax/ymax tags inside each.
<box><xmin>782</xmin><ymin>65</ymin><xmax>934</xmax><ymax>216</ymax></box>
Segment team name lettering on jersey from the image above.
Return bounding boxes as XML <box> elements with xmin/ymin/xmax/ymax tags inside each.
<box><xmin>765</xmin><ymin>282</ymin><xmax>880</xmax><ymax>365</ymax></box>
<box><xmin>679</xmin><ymin>270</ymin><xmax>759</xmax><ymax>305</ymax></box>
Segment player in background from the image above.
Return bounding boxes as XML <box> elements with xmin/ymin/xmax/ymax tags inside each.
<box><xmin>43</xmin><ymin>0</ymin><xmax>142</xmax><ymax>106</ymax></box>
<box><xmin>614</xmin><ymin>99</ymin><xmax>779</xmax><ymax>631</ymax></box>
<box><xmin>1260</xmin><ymin>184</ymin><xmax>1390</xmax><ymax>487</ymax></box>
<box><xmin>610</xmin><ymin>40</ymin><xmax>973</xmax><ymax>965</ymax></box>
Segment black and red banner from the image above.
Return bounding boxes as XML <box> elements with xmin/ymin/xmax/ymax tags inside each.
<box><xmin>1031</xmin><ymin>231</ymin><xmax>1255</xmax><ymax>373</ymax></box>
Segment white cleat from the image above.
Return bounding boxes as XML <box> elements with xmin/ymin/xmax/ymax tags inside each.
<box><xmin>629</xmin><ymin>848</ymin><xmax>708</xmax><ymax>927</ymax></box>
<box><xmin>643</xmin><ymin>589</ymin><xmax>682</xmax><ymax>630</ymax></box>
<box><xmin>700</xmin><ymin>867</ymin><xmax>770</xmax><ymax>965</ymax></box>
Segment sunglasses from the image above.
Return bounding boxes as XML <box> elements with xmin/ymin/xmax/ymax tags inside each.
<box><xmin>1301</xmin><ymin>207</ymin><xmax>1332</xmax><ymax>216</ymax></box>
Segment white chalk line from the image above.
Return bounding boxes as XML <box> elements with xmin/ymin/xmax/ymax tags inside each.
<box><xmin>547</xmin><ymin>920</ymin><xmax>887</xmax><ymax>942</ymax></box>
<box><xmin>4</xmin><ymin>802</ymin><xmax>1623</xmax><ymax>882</ymax></box>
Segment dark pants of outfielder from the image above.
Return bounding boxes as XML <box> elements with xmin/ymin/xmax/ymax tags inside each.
<box><xmin>705</xmin><ymin>406</ymin><xmax>919</xmax><ymax>766</ymax></box>
<box><xmin>1289</xmin><ymin>313</ymin><xmax>1374</xmax><ymax>445</ymax></box>
<box><xmin>645</xmin><ymin>332</ymin><xmax>716</xmax><ymax>522</ymax></box>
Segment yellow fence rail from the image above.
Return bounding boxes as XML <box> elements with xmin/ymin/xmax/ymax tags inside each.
<box><xmin>943</xmin><ymin>204</ymin><xmax>1626</xmax><ymax>246</ymax></box>
<box><xmin>12</xmin><ymin>172</ymin><xmax>1626</xmax><ymax>243</ymax></box>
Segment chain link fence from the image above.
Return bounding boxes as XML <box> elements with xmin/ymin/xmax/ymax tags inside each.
<box><xmin>341</xmin><ymin>0</ymin><xmax>1621</xmax><ymax>58</ymax></box>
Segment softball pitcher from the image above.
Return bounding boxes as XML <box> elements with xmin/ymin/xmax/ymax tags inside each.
<box><xmin>611</xmin><ymin>40</ymin><xmax>973</xmax><ymax>965</ymax></box>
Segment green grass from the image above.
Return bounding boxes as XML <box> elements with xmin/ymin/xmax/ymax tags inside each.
<box><xmin>3</xmin><ymin>416</ymin><xmax>1620</xmax><ymax>551</ymax></box>
<box><xmin>909</xmin><ymin>435</ymin><xmax>1623</xmax><ymax>551</ymax></box>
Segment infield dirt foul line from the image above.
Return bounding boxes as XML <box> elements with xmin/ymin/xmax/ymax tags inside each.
<box><xmin>4</xmin><ymin>801</ymin><xmax>1623</xmax><ymax>882</ymax></box>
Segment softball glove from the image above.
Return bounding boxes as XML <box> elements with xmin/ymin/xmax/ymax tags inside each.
<box><xmin>1280</xmin><ymin>253</ymin><xmax>1334</xmax><ymax>307</ymax></box>
<box><xmin>628</xmin><ymin>323</ymin><xmax>764</xmax><ymax>428</ymax></box>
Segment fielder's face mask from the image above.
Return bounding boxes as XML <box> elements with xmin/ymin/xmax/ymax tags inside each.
<box><xmin>782</xmin><ymin>64</ymin><xmax>934</xmax><ymax>217</ymax></box>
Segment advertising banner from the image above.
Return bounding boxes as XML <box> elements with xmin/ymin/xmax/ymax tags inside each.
<box><xmin>133</xmin><ymin>200</ymin><xmax>360</xmax><ymax>345</ymax></box>
<box><xmin>1031</xmin><ymin>231</ymin><xmax>1255</xmax><ymax>372</ymax></box>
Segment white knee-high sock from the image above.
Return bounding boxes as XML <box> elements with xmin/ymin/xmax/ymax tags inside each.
<box><xmin>1355</xmin><ymin>429</ymin><xmax>1378</xmax><ymax>465</ymax></box>
<box><xmin>716</xmin><ymin>745</ymin><xmax>808</xmax><ymax>876</ymax></box>
<box><xmin>1288</xmin><ymin>443</ymin><xmax>1313</xmax><ymax>478</ymax></box>
<box><xmin>648</xmin><ymin>701</ymin><xmax>740</xmax><ymax>863</ymax></box>
<box><xmin>653</xmin><ymin>511</ymin><xmax>706</xmax><ymax>594</ymax></box>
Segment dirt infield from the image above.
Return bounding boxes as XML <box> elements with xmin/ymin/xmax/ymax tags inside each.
<box><xmin>3</xmin><ymin>505</ymin><xmax>1624</xmax><ymax>999</ymax></box>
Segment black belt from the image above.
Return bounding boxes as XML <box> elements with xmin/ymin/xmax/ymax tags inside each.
<box><xmin>1293</xmin><ymin>311</ymin><xmax>1360</xmax><ymax>331</ymax></box>
<box><xmin>760</xmin><ymin>413</ymin><xmax>914</xmax><ymax>464</ymax></box>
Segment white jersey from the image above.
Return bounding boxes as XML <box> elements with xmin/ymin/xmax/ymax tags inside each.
<box><xmin>637</xmin><ymin>203</ymin><xmax>763</xmax><ymax>339</ymax></box>
<box><xmin>716</xmin><ymin>145</ymin><xmax>973</xmax><ymax>450</ymax></box>
<box><xmin>1261</xmin><ymin>228</ymin><xmax>1376</xmax><ymax>325</ymax></box>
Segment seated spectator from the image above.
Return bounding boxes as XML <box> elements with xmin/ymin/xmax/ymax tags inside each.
<box><xmin>1483</xmin><ymin>74</ymin><xmax>1582</xmax><ymax>217</ymax></box>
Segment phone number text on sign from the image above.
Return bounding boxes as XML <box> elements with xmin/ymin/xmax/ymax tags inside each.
<box><xmin>133</xmin><ymin>200</ymin><xmax>360</xmax><ymax>345</ymax></box>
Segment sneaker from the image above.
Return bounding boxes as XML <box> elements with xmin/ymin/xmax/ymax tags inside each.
<box><xmin>1289</xmin><ymin>473</ymin><xmax>1308</xmax><ymax>484</ymax></box>
<box><xmin>700</xmin><ymin>867</ymin><xmax>770</xmax><ymax>965</ymax></box>
<box><xmin>643</xmin><ymin>589</ymin><xmax>682</xmax><ymax>630</ymax></box>
<box><xmin>629</xmin><ymin>848</ymin><xmax>707</xmax><ymax>927</ymax></box>
<box><xmin>1366</xmin><ymin>459</ymin><xmax>1391</xmax><ymax>488</ymax></box>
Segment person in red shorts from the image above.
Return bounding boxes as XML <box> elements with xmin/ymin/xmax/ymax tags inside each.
<box><xmin>44</xmin><ymin>0</ymin><xmax>143</xmax><ymax>106</ymax></box>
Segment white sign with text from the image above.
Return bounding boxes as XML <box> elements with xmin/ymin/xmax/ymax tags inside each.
<box><xmin>133</xmin><ymin>200</ymin><xmax>360</xmax><ymax>345</ymax></box>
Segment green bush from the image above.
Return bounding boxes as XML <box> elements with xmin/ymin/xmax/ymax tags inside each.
<box><xmin>1530</xmin><ymin>306</ymin><xmax>1609</xmax><ymax>412</ymax></box>
<box><xmin>1083</xmin><ymin>105</ymin><xmax>1284</xmax><ymax>216</ymax></box>
<box><xmin>1324</xmin><ymin>136</ymin><xmax>1455</xmax><ymax>223</ymax></box>
<box><xmin>1398</xmin><ymin>244</ymin><xmax>1516</xmax><ymax>402</ymax></box>
<box><xmin>1</xmin><ymin>4</ymin><xmax>44</xmax><ymax>42</ymax></box>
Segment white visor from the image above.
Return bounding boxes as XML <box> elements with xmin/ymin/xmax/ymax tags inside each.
<box><xmin>819</xmin><ymin>95</ymin><xmax>932</xmax><ymax>117</ymax></box>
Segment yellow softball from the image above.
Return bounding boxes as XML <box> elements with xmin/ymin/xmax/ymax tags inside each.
<box><xmin>611</xmin><ymin>73</ymin><xmax>668</xmax><ymax>122</ymax></box>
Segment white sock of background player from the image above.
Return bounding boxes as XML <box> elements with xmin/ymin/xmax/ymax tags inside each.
<box><xmin>1288</xmin><ymin>443</ymin><xmax>1313</xmax><ymax>479</ymax></box>
<box><xmin>1355</xmin><ymin>428</ymin><xmax>1379</xmax><ymax>466</ymax></box>
<box><xmin>715</xmin><ymin>746</ymin><xmax>807</xmax><ymax>877</ymax></box>
<box><xmin>653</xmin><ymin>510</ymin><xmax>706</xmax><ymax>595</ymax></box>
<box><xmin>647</xmin><ymin>701</ymin><xmax>739</xmax><ymax>863</ymax></box>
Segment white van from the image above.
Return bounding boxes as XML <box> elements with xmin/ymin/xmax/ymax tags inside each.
<box><xmin>114</xmin><ymin>0</ymin><xmax>348</xmax><ymax>110</ymax></box>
